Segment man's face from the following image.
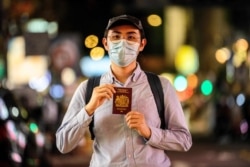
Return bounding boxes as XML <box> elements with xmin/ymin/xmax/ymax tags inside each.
<box><xmin>103</xmin><ymin>25</ymin><xmax>146</xmax><ymax>52</ymax></box>
<box><xmin>107</xmin><ymin>25</ymin><xmax>141</xmax><ymax>43</ymax></box>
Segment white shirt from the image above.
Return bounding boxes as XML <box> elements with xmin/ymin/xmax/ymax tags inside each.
<box><xmin>56</xmin><ymin>64</ymin><xmax>192</xmax><ymax>167</ymax></box>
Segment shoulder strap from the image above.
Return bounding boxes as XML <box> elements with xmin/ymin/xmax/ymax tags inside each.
<box><xmin>85</xmin><ymin>76</ymin><xmax>101</xmax><ymax>140</ymax></box>
<box><xmin>145</xmin><ymin>71</ymin><xmax>166</xmax><ymax>129</ymax></box>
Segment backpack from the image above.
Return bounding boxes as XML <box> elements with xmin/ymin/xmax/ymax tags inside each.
<box><xmin>85</xmin><ymin>71</ymin><xmax>165</xmax><ymax>140</ymax></box>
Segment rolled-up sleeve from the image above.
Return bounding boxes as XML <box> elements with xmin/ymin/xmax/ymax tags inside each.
<box><xmin>56</xmin><ymin>81</ymin><xmax>92</xmax><ymax>153</ymax></box>
<box><xmin>146</xmin><ymin>76</ymin><xmax>192</xmax><ymax>152</ymax></box>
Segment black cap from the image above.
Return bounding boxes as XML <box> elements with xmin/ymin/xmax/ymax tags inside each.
<box><xmin>105</xmin><ymin>14</ymin><xmax>145</xmax><ymax>38</ymax></box>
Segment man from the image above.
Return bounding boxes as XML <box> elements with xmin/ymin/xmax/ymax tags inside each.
<box><xmin>56</xmin><ymin>14</ymin><xmax>192</xmax><ymax>167</ymax></box>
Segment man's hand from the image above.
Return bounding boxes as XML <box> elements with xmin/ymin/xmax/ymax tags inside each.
<box><xmin>125</xmin><ymin>111</ymin><xmax>151</xmax><ymax>139</ymax></box>
<box><xmin>85</xmin><ymin>84</ymin><xmax>116</xmax><ymax>115</ymax></box>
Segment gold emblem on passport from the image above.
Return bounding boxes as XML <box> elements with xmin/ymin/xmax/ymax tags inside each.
<box><xmin>113</xmin><ymin>87</ymin><xmax>132</xmax><ymax>114</ymax></box>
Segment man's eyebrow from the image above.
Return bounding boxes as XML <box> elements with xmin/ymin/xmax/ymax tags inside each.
<box><xmin>110</xmin><ymin>30</ymin><xmax>138</xmax><ymax>35</ymax></box>
<box><xmin>110</xmin><ymin>30</ymin><xmax>121</xmax><ymax>34</ymax></box>
<box><xmin>127</xmin><ymin>31</ymin><xmax>138</xmax><ymax>35</ymax></box>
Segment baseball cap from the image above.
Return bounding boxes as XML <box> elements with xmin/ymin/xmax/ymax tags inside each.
<box><xmin>105</xmin><ymin>14</ymin><xmax>145</xmax><ymax>38</ymax></box>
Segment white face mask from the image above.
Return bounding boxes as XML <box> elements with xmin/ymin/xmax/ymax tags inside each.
<box><xmin>108</xmin><ymin>39</ymin><xmax>140</xmax><ymax>67</ymax></box>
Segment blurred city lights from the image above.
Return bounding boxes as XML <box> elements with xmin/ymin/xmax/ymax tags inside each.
<box><xmin>175</xmin><ymin>45</ymin><xmax>199</xmax><ymax>75</ymax></box>
<box><xmin>47</xmin><ymin>21</ymin><xmax>58</xmax><ymax>37</ymax></box>
<box><xmin>17</xmin><ymin>131</ymin><xmax>26</xmax><ymax>149</ymax></box>
<box><xmin>187</xmin><ymin>74</ymin><xmax>198</xmax><ymax>89</ymax></box>
<box><xmin>200</xmin><ymin>80</ymin><xmax>213</xmax><ymax>96</ymax></box>
<box><xmin>20</xmin><ymin>109</ymin><xmax>28</xmax><ymax>120</ymax></box>
<box><xmin>0</xmin><ymin>2</ymin><xmax>250</xmax><ymax>154</ymax></box>
<box><xmin>174</xmin><ymin>74</ymin><xmax>197</xmax><ymax>101</ymax></box>
<box><xmin>90</xmin><ymin>47</ymin><xmax>105</xmax><ymax>60</ymax></box>
<box><xmin>25</xmin><ymin>18</ymin><xmax>58</xmax><ymax>37</ymax></box>
<box><xmin>28</xmin><ymin>72</ymin><xmax>51</xmax><ymax>92</ymax></box>
<box><xmin>26</xmin><ymin>18</ymin><xmax>48</xmax><ymax>33</ymax></box>
<box><xmin>164</xmin><ymin>6</ymin><xmax>192</xmax><ymax>68</ymax></box>
<box><xmin>215</xmin><ymin>47</ymin><xmax>231</xmax><ymax>64</ymax></box>
<box><xmin>240</xmin><ymin>119</ymin><xmax>248</xmax><ymax>134</ymax></box>
<box><xmin>29</xmin><ymin>122</ymin><xmax>39</xmax><ymax>133</ymax></box>
<box><xmin>49</xmin><ymin>84</ymin><xmax>64</xmax><ymax>100</ymax></box>
<box><xmin>1</xmin><ymin>2</ymin><xmax>250</xmax><ymax>166</ymax></box>
<box><xmin>79</xmin><ymin>56</ymin><xmax>110</xmax><ymax>77</ymax></box>
<box><xmin>161</xmin><ymin>73</ymin><xmax>197</xmax><ymax>101</ymax></box>
<box><xmin>7</xmin><ymin>36</ymin><xmax>48</xmax><ymax>86</ymax></box>
<box><xmin>176</xmin><ymin>87</ymin><xmax>194</xmax><ymax>102</ymax></box>
<box><xmin>147</xmin><ymin>14</ymin><xmax>162</xmax><ymax>27</ymax></box>
<box><xmin>0</xmin><ymin>98</ymin><xmax>9</xmax><ymax>120</ymax></box>
<box><xmin>11</xmin><ymin>107</ymin><xmax>19</xmax><ymax>118</ymax></box>
<box><xmin>232</xmin><ymin>38</ymin><xmax>248</xmax><ymax>67</ymax></box>
<box><xmin>61</xmin><ymin>67</ymin><xmax>76</xmax><ymax>86</ymax></box>
<box><xmin>11</xmin><ymin>152</ymin><xmax>22</xmax><ymax>163</ymax></box>
<box><xmin>236</xmin><ymin>93</ymin><xmax>245</xmax><ymax>107</ymax></box>
<box><xmin>234</xmin><ymin>38</ymin><xmax>248</xmax><ymax>52</ymax></box>
<box><xmin>174</xmin><ymin>75</ymin><xmax>187</xmax><ymax>92</ymax></box>
<box><xmin>160</xmin><ymin>73</ymin><xmax>175</xmax><ymax>85</ymax></box>
<box><xmin>233</xmin><ymin>52</ymin><xmax>247</xmax><ymax>67</ymax></box>
<box><xmin>226</xmin><ymin>62</ymin><xmax>234</xmax><ymax>83</ymax></box>
<box><xmin>6</xmin><ymin>120</ymin><xmax>17</xmax><ymax>140</ymax></box>
<box><xmin>36</xmin><ymin>132</ymin><xmax>45</xmax><ymax>147</ymax></box>
<box><xmin>85</xmin><ymin>35</ymin><xmax>99</xmax><ymax>48</ymax></box>
<box><xmin>0</xmin><ymin>58</ymin><xmax>5</xmax><ymax>79</ymax></box>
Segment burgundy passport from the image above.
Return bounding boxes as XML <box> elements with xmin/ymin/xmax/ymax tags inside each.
<box><xmin>113</xmin><ymin>87</ymin><xmax>132</xmax><ymax>114</ymax></box>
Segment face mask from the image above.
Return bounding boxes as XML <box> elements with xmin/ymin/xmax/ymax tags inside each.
<box><xmin>108</xmin><ymin>39</ymin><xmax>140</xmax><ymax>67</ymax></box>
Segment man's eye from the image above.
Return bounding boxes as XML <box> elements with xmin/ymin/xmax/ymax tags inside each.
<box><xmin>127</xmin><ymin>36</ymin><xmax>136</xmax><ymax>40</ymax></box>
<box><xmin>112</xmin><ymin>35</ymin><xmax>121</xmax><ymax>40</ymax></box>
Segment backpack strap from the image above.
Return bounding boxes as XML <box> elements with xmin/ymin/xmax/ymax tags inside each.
<box><xmin>145</xmin><ymin>71</ymin><xmax>166</xmax><ymax>129</ymax></box>
<box><xmin>85</xmin><ymin>72</ymin><xmax>166</xmax><ymax>140</ymax></box>
<box><xmin>85</xmin><ymin>76</ymin><xmax>101</xmax><ymax>140</ymax></box>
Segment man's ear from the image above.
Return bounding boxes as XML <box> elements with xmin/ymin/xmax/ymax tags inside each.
<box><xmin>102</xmin><ymin>38</ymin><xmax>109</xmax><ymax>51</ymax></box>
<box><xmin>139</xmin><ymin>38</ymin><xmax>147</xmax><ymax>52</ymax></box>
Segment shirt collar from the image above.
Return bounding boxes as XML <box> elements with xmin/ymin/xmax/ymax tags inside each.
<box><xmin>132</xmin><ymin>62</ymin><xmax>142</xmax><ymax>82</ymax></box>
<box><xmin>107</xmin><ymin>62</ymin><xmax>143</xmax><ymax>83</ymax></box>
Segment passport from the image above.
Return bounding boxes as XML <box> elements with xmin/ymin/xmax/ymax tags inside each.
<box><xmin>113</xmin><ymin>87</ymin><xmax>132</xmax><ymax>114</ymax></box>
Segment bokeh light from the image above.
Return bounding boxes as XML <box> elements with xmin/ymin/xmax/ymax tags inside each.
<box><xmin>61</xmin><ymin>67</ymin><xmax>76</xmax><ymax>86</ymax></box>
<box><xmin>176</xmin><ymin>87</ymin><xmax>194</xmax><ymax>102</ymax></box>
<box><xmin>236</xmin><ymin>93</ymin><xmax>245</xmax><ymax>107</ymax></box>
<box><xmin>28</xmin><ymin>72</ymin><xmax>51</xmax><ymax>92</ymax></box>
<box><xmin>85</xmin><ymin>35</ymin><xmax>99</xmax><ymax>48</ymax></box>
<box><xmin>240</xmin><ymin>119</ymin><xmax>248</xmax><ymax>134</ymax></box>
<box><xmin>11</xmin><ymin>152</ymin><xmax>22</xmax><ymax>163</ymax></box>
<box><xmin>215</xmin><ymin>47</ymin><xmax>231</xmax><ymax>64</ymax></box>
<box><xmin>234</xmin><ymin>38</ymin><xmax>248</xmax><ymax>52</ymax></box>
<box><xmin>187</xmin><ymin>74</ymin><xmax>198</xmax><ymax>89</ymax></box>
<box><xmin>79</xmin><ymin>56</ymin><xmax>110</xmax><ymax>77</ymax></box>
<box><xmin>0</xmin><ymin>58</ymin><xmax>5</xmax><ymax>79</ymax></box>
<box><xmin>174</xmin><ymin>75</ymin><xmax>187</xmax><ymax>92</ymax></box>
<box><xmin>90</xmin><ymin>47</ymin><xmax>105</xmax><ymax>60</ymax></box>
<box><xmin>49</xmin><ymin>84</ymin><xmax>64</xmax><ymax>99</ymax></box>
<box><xmin>232</xmin><ymin>38</ymin><xmax>248</xmax><ymax>67</ymax></box>
<box><xmin>0</xmin><ymin>98</ymin><xmax>9</xmax><ymax>120</ymax></box>
<box><xmin>200</xmin><ymin>79</ymin><xmax>213</xmax><ymax>96</ymax></box>
<box><xmin>11</xmin><ymin>107</ymin><xmax>19</xmax><ymax>118</ymax></box>
<box><xmin>147</xmin><ymin>14</ymin><xmax>162</xmax><ymax>27</ymax></box>
<box><xmin>29</xmin><ymin>122</ymin><xmax>39</xmax><ymax>133</ymax></box>
<box><xmin>25</xmin><ymin>18</ymin><xmax>48</xmax><ymax>33</ymax></box>
<box><xmin>175</xmin><ymin>45</ymin><xmax>199</xmax><ymax>75</ymax></box>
